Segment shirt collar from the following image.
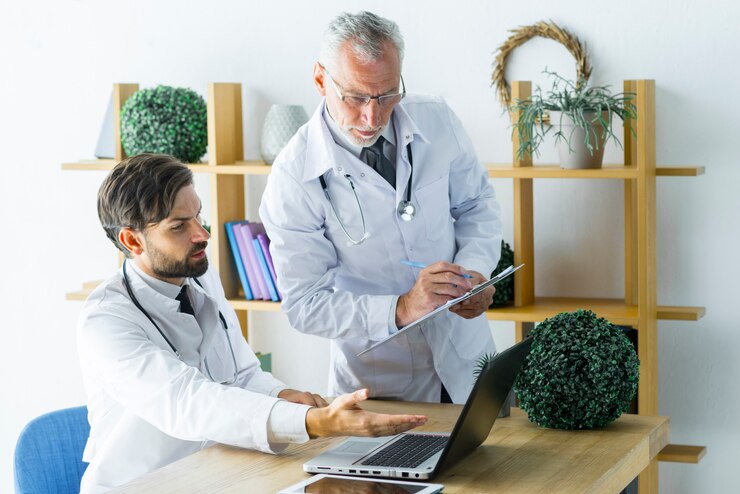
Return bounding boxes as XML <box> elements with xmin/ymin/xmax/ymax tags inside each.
<box><xmin>300</xmin><ymin>97</ymin><xmax>426</xmax><ymax>183</ymax></box>
<box><xmin>128</xmin><ymin>260</ymin><xmax>187</xmax><ymax>300</ymax></box>
<box><xmin>323</xmin><ymin>104</ymin><xmax>396</xmax><ymax>160</ymax></box>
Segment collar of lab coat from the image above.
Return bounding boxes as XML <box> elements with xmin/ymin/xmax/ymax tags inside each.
<box><xmin>123</xmin><ymin>261</ymin><xmax>220</xmax><ymax>363</ymax></box>
<box><xmin>300</xmin><ymin>97</ymin><xmax>429</xmax><ymax>183</ymax></box>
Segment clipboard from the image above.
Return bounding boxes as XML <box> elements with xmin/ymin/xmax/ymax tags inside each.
<box><xmin>357</xmin><ymin>264</ymin><xmax>524</xmax><ymax>357</ymax></box>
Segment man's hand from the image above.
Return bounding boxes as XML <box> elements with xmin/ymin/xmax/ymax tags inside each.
<box><xmin>396</xmin><ymin>261</ymin><xmax>473</xmax><ymax>327</ymax></box>
<box><xmin>278</xmin><ymin>388</ymin><xmax>329</xmax><ymax>407</ymax></box>
<box><xmin>305</xmin><ymin>389</ymin><xmax>427</xmax><ymax>438</ymax></box>
<box><xmin>449</xmin><ymin>270</ymin><xmax>495</xmax><ymax>319</ymax></box>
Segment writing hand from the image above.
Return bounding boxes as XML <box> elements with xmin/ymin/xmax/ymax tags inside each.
<box><xmin>396</xmin><ymin>261</ymin><xmax>473</xmax><ymax>327</ymax></box>
<box><xmin>449</xmin><ymin>270</ymin><xmax>495</xmax><ymax>319</ymax></box>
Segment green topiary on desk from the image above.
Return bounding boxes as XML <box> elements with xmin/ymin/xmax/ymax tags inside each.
<box><xmin>121</xmin><ymin>85</ymin><xmax>208</xmax><ymax>163</ymax></box>
<box><xmin>514</xmin><ymin>309</ymin><xmax>639</xmax><ymax>429</ymax></box>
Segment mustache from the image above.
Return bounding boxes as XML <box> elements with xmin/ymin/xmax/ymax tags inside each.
<box><xmin>189</xmin><ymin>242</ymin><xmax>208</xmax><ymax>256</ymax></box>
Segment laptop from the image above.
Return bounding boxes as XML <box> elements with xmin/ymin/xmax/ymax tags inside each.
<box><xmin>304</xmin><ymin>337</ymin><xmax>533</xmax><ymax>480</ymax></box>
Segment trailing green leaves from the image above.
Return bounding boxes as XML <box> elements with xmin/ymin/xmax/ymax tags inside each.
<box><xmin>513</xmin><ymin>309</ymin><xmax>639</xmax><ymax>429</ymax></box>
<box><xmin>510</xmin><ymin>70</ymin><xmax>637</xmax><ymax>159</ymax></box>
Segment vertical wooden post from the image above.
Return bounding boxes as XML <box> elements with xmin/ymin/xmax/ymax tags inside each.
<box><xmin>113</xmin><ymin>83</ymin><xmax>139</xmax><ymax>161</ymax></box>
<box><xmin>511</xmin><ymin>81</ymin><xmax>535</xmax><ymax>342</ymax></box>
<box><xmin>207</xmin><ymin>83</ymin><xmax>248</xmax><ymax>339</ymax></box>
<box><xmin>624</xmin><ymin>80</ymin><xmax>638</xmax><ymax>307</ymax></box>
<box><xmin>634</xmin><ymin>80</ymin><xmax>658</xmax><ymax>494</ymax></box>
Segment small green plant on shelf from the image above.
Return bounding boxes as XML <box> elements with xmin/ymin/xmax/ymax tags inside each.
<box><xmin>510</xmin><ymin>70</ymin><xmax>636</xmax><ymax>167</ymax></box>
<box><xmin>489</xmin><ymin>240</ymin><xmax>514</xmax><ymax>308</ymax></box>
<box><xmin>121</xmin><ymin>85</ymin><xmax>208</xmax><ymax>163</ymax></box>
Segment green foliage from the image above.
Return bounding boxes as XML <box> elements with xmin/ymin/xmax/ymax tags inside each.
<box><xmin>490</xmin><ymin>240</ymin><xmax>514</xmax><ymax>308</ymax></box>
<box><xmin>473</xmin><ymin>352</ymin><xmax>496</xmax><ymax>378</ymax></box>
<box><xmin>510</xmin><ymin>70</ymin><xmax>637</xmax><ymax>159</ymax></box>
<box><xmin>513</xmin><ymin>309</ymin><xmax>639</xmax><ymax>430</ymax></box>
<box><xmin>121</xmin><ymin>85</ymin><xmax>208</xmax><ymax>163</ymax></box>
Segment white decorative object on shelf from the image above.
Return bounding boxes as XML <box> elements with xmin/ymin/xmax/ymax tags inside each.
<box><xmin>260</xmin><ymin>104</ymin><xmax>309</xmax><ymax>164</ymax></box>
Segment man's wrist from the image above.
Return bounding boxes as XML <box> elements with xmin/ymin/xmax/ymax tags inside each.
<box><xmin>305</xmin><ymin>407</ymin><xmax>323</xmax><ymax>438</ymax></box>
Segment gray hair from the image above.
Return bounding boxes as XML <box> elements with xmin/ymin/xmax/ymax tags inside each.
<box><xmin>320</xmin><ymin>11</ymin><xmax>405</xmax><ymax>72</ymax></box>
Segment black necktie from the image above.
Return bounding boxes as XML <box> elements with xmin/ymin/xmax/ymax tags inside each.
<box><xmin>361</xmin><ymin>137</ymin><xmax>396</xmax><ymax>188</ymax></box>
<box><xmin>176</xmin><ymin>285</ymin><xmax>195</xmax><ymax>317</ymax></box>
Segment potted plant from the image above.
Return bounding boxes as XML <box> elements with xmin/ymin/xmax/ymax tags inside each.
<box><xmin>510</xmin><ymin>70</ymin><xmax>637</xmax><ymax>169</ymax></box>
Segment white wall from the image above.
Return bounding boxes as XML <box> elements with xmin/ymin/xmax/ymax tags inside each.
<box><xmin>1</xmin><ymin>0</ymin><xmax>737</xmax><ymax>492</ymax></box>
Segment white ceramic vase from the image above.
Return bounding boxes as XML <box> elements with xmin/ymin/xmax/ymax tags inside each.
<box><xmin>550</xmin><ymin>111</ymin><xmax>609</xmax><ymax>169</ymax></box>
<box><xmin>260</xmin><ymin>104</ymin><xmax>309</xmax><ymax>164</ymax></box>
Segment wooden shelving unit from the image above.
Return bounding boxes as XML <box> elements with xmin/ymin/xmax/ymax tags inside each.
<box><xmin>66</xmin><ymin>81</ymin><xmax>705</xmax><ymax>492</ymax></box>
<box><xmin>501</xmin><ymin>79</ymin><xmax>705</xmax><ymax>493</ymax></box>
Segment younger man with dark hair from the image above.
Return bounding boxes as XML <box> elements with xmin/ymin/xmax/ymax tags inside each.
<box><xmin>78</xmin><ymin>153</ymin><xmax>426</xmax><ymax>493</ymax></box>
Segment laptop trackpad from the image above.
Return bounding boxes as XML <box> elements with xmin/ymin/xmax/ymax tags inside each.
<box><xmin>336</xmin><ymin>439</ymin><xmax>386</xmax><ymax>455</ymax></box>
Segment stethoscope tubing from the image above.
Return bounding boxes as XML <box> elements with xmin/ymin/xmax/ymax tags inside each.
<box><xmin>121</xmin><ymin>259</ymin><xmax>239</xmax><ymax>385</ymax></box>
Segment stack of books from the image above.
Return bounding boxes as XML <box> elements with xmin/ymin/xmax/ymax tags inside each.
<box><xmin>224</xmin><ymin>221</ymin><xmax>281</xmax><ymax>301</ymax></box>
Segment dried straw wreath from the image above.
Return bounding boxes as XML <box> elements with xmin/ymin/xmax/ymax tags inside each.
<box><xmin>492</xmin><ymin>21</ymin><xmax>593</xmax><ymax>109</ymax></box>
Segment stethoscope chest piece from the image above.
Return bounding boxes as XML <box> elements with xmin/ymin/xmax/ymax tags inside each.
<box><xmin>397</xmin><ymin>200</ymin><xmax>417</xmax><ymax>221</ymax></box>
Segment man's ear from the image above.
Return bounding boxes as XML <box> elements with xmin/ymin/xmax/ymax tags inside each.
<box><xmin>313</xmin><ymin>62</ymin><xmax>327</xmax><ymax>96</ymax></box>
<box><xmin>119</xmin><ymin>228</ymin><xmax>144</xmax><ymax>256</ymax></box>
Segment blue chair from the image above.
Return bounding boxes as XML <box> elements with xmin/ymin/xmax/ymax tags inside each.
<box><xmin>14</xmin><ymin>406</ymin><xmax>90</xmax><ymax>494</ymax></box>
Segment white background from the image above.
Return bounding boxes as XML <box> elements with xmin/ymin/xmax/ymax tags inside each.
<box><xmin>1</xmin><ymin>1</ymin><xmax>737</xmax><ymax>492</ymax></box>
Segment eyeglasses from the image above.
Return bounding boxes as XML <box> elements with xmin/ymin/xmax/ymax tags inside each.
<box><xmin>323</xmin><ymin>66</ymin><xmax>406</xmax><ymax>109</ymax></box>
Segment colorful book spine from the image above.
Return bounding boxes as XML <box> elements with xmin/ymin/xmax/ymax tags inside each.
<box><xmin>257</xmin><ymin>233</ymin><xmax>281</xmax><ymax>299</ymax></box>
<box><xmin>224</xmin><ymin>221</ymin><xmax>253</xmax><ymax>300</ymax></box>
<box><xmin>253</xmin><ymin>238</ymin><xmax>279</xmax><ymax>301</ymax></box>
<box><xmin>234</xmin><ymin>223</ymin><xmax>267</xmax><ymax>300</ymax></box>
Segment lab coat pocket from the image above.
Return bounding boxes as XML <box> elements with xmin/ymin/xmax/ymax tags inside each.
<box><xmin>372</xmin><ymin>334</ymin><xmax>414</xmax><ymax>397</ymax></box>
<box><xmin>416</xmin><ymin>175</ymin><xmax>452</xmax><ymax>241</ymax></box>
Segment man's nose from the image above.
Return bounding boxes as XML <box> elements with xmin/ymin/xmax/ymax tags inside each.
<box><xmin>361</xmin><ymin>99</ymin><xmax>381</xmax><ymax>127</ymax></box>
<box><xmin>194</xmin><ymin>222</ymin><xmax>211</xmax><ymax>241</ymax></box>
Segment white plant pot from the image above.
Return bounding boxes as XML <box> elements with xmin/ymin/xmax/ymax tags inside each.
<box><xmin>549</xmin><ymin>111</ymin><xmax>609</xmax><ymax>169</ymax></box>
<box><xmin>260</xmin><ymin>104</ymin><xmax>309</xmax><ymax>165</ymax></box>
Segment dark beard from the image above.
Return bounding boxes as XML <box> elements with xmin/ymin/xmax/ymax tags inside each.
<box><xmin>149</xmin><ymin>241</ymin><xmax>209</xmax><ymax>279</ymax></box>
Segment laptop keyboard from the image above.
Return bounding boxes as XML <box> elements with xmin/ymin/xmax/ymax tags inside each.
<box><xmin>360</xmin><ymin>434</ymin><xmax>448</xmax><ymax>468</ymax></box>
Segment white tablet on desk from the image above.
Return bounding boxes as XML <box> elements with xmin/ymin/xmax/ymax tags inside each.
<box><xmin>277</xmin><ymin>474</ymin><xmax>444</xmax><ymax>493</ymax></box>
<box><xmin>357</xmin><ymin>264</ymin><xmax>524</xmax><ymax>357</ymax></box>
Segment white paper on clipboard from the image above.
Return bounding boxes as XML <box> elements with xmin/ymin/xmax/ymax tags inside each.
<box><xmin>357</xmin><ymin>264</ymin><xmax>524</xmax><ymax>357</ymax></box>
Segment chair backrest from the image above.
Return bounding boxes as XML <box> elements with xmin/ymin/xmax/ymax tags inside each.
<box><xmin>14</xmin><ymin>406</ymin><xmax>90</xmax><ymax>494</ymax></box>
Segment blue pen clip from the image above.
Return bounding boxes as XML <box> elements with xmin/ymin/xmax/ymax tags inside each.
<box><xmin>400</xmin><ymin>260</ymin><xmax>474</xmax><ymax>278</ymax></box>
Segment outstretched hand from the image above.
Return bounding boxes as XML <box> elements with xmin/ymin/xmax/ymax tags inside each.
<box><xmin>305</xmin><ymin>389</ymin><xmax>427</xmax><ymax>438</ymax></box>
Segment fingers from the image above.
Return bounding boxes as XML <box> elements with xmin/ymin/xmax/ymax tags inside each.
<box><xmin>332</xmin><ymin>388</ymin><xmax>369</xmax><ymax>410</ymax></box>
<box><xmin>361</xmin><ymin>414</ymin><xmax>428</xmax><ymax>437</ymax></box>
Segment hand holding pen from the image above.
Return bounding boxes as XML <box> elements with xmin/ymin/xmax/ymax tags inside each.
<box><xmin>395</xmin><ymin>260</ymin><xmax>477</xmax><ymax>327</ymax></box>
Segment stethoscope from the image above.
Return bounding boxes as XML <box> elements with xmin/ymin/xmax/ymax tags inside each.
<box><xmin>122</xmin><ymin>260</ymin><xmax>239</xmax><ymax>385</ymax></box>
<box><xmin>319</xmin><ymin>143</ymin><xmax>416</xmax><ymax>246</ymax></box>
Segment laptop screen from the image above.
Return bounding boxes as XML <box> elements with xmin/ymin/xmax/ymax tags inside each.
<box><xmin>434</xmin><ymin>337</ymin><xmax>533</xmax><ymax>474</ymax></box>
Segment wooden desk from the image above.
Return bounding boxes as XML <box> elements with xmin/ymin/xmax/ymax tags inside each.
<box><xmin>113</xmin><ymin>401</ymin><xmax>669</xmax><ymax>493</ymax></box>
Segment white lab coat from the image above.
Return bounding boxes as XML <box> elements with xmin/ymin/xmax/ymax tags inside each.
<box><xmin>259</xmin><ymin>95</ymin><xmax>502</xmax><ymax>404</ymax></box>
<box><xmin>77</xmin><ymin>263</ymin><xmax>297</xmax><ymax>493</ymax></box>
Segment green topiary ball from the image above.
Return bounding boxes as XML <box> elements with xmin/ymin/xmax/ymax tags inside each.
<box><xmin>121</xmin><ymin>85</ymin><xmax>208</xmax><ymax>163</ymax></box>
<box><xmin>514</xmin><ymin>309</ymin><xmax>639</xmax><ymax>429</ymax></box>
<box><xmin>489</xmin><ymin>240</ymin><xmax>514</xmax><ymax>308</ymax></box>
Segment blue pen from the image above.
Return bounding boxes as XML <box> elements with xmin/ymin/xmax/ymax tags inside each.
<box><xmin>400</xmin><ymin>260</ymin><xmax>474</xmax><ymax>278</ymax></box>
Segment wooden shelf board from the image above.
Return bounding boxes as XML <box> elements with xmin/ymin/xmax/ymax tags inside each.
<box><xmin>485</xmin><ymin>164</ymin><xmax>704</xmax><ymax>179</ymax></box>
<box><xmin>227</xmin><ymin>299</ymin><xmax>282</xmax><ymax>311</ymax></box>
<box><xmin>67</xmin><ymin>284</ymin><xmax>704</xmax><ymax>325</ymax></box>
<box><xmin>486</xmin><ymin>298</ymin><xmax>705</xmax><ymax>326</ymax></box>
<box><xmin>658</xmin><ymin>444</ymin><xmax>706</xmax><ymax>463</ymax></box>
<box><xmin>62</xmin><ymin>159</ymin><xmax>270</xmax><ymax>174</ymax></box>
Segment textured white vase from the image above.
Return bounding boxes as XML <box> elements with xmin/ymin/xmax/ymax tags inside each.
<box><xmin>550</xmin><ymin>111</ymin><xmax>609</xmax><ymax>169</ymax></box>
<box><xmin>260</xmin><ymin>104</ymin><xmax>309</xmax><ymax>164</ymax></box>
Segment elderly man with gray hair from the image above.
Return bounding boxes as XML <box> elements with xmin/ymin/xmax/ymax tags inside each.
<box><xmin>260</xmin><ymin>11</ymin><xmax>503</xmax><ymax>405</ymax></box>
